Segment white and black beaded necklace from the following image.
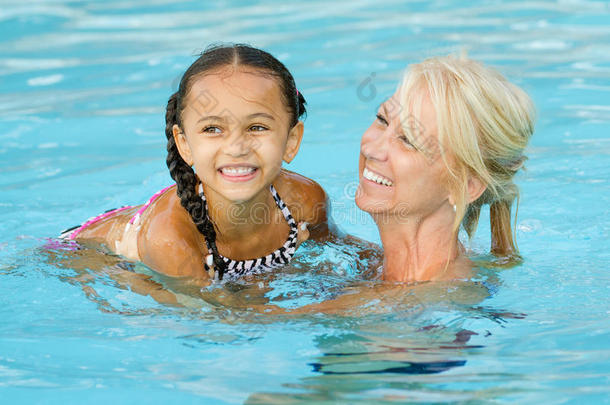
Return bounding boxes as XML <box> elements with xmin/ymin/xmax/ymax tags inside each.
<box><xmin>199</xmin><ymin>183</ymin><xmax>298</xmax><ymax>281</ymax></box>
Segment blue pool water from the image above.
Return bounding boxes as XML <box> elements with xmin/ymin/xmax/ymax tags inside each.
<box><xmin>1</xmin><ymin>0</ymin><xmax>610</xmax><ymax>403</ymax></box>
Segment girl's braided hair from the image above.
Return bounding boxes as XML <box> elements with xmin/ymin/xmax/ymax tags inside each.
<box><xmin>165</xmin><ymin>44</ymin><xmax>306</xmax><ymax>279</ymax></box>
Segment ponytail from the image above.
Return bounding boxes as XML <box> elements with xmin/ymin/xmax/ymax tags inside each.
<box><xmin>461</xmin><ymin>182</ymin><xmax>520</xmax><ymax>259</ymax></box>
<box><xmin>461</xmin><ymin>188</ymin><xmax>519</xmax><ymax>259</ymax></box>
<box><xmin>490</xmin><ymin>198</ymin><xmax>516</xmax><ymax>256</ymax></box>
<box><xmin>488</xmin><ymin>173</ymin><xmax>521</xmax><ymax>258</ymax></box>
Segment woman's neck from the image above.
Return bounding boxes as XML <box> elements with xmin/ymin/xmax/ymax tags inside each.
<box><xmin>373</xmin><ymin>207</ymin><xmax>460</xmax><ymax>282</ymax></box>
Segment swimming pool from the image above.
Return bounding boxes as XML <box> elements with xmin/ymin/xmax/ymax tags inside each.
<box><xmin>1</xmin><ymin>0</ymin><xmax>609</xmax><ymax>403</ymax></box>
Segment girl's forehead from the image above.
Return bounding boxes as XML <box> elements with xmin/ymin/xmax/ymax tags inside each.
<box><xmin>184</xmin><ymin>68</ymin><xmax>286</xmax><ymax>117</ymax></box>
<box><xmin>191</xmin><ymin>69</ymin><xmax>280</xmax><ymax>100</ymax></box>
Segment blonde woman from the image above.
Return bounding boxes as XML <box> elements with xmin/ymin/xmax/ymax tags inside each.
<box><xmin>357</xmin><ymin>54</ymin><xmax>535</xmax><ymax>283</ymax></box>
<box><xmin>264</xmin><ymin>54</ymin><xmax>537</xmax><ymax>316</ymax></box>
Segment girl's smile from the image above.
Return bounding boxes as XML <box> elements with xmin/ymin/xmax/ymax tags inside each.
<box><xmin>217</xmin><ymin>164</ymin><xmax>259</xmax><ymax>182</ymax></box>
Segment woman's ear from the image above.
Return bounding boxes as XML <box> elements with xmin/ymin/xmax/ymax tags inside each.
<box><xmin>283</xmin><ymin>121</ymin><xmax>304</xmax><ymax>163</ymax></box>
<box><xmin>467</xmin><ymin>175</ymin><xmax>486</xmax><ymax>204</ymax></box>
<box><xmin>173</xmin><ymin>124</ymin><xmax>193</xmax><ymax>166</ymax></box>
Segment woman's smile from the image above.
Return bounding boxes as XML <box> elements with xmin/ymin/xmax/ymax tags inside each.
<box><xmin>362</xmin><ymin>167</ymin><xmax>394</xmax><ymax>187</ymax></box>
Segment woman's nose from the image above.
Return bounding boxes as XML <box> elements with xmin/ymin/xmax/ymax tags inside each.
<box><xmin>361</xmin><ymin>126</ymin><xmax>389</xmax><ymax>162</ymax></box>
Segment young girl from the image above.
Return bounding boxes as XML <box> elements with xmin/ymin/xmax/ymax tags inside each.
<box><xmin>61</xmin><ymin>44</ymin><xmax>329</xmax><ymax>282</ymax></box>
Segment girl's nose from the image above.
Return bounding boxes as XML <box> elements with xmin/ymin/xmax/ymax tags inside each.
<box><xmin>224</xmin><ymin>133</ymin><xmax>252</xmax><ymax>157</ymax></box>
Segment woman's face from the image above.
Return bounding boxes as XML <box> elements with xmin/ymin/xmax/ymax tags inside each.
<box><xmin>356</xmin><ymin>90</ymin><xmax>452</xmax><ymax>221</ymax></box>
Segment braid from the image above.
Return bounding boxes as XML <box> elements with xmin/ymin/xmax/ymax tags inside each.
<box><xmin>165</xmin><ymin>92</ymin><xmax>228</xmax><ymax>278</ymax></box>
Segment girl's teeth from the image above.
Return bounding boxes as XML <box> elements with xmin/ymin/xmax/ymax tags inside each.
<box><xmin>363</xmin><ymin>167</ymin><xmax>393</xmax><ymax>186</ymax></box>
<box><xmin>222</xmin><ymin>167</ymin><xmax>255</xmax><ymax>175</ymax></box>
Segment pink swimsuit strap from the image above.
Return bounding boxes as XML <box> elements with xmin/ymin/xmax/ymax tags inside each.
<box><xmin>65</xmin><ymin>185</ymin><xmax>174</xmax><ymax>240</ymax></box>
<box><xmin>68</xmin><ymin>206</ymin><xmax>133</xmax><ymax>240</ymax></box>
<box><xmin>128</xmin><ymin>185</ymin><xmax>174</xmax><ymax>225</ymax></box>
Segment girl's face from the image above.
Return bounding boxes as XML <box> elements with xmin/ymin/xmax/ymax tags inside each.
<box><xmin>356</xmin><ymin>90</ymin><xmax>452</xmax><ymax>221</ymax></box>
<box><xmin>174</xmin><ymin>68</ymin><xmax>303</xmax><ymax>203</ymax></box>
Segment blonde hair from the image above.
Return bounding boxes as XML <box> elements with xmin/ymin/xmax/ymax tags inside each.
<box><xmin>398</xmin><ymin>54</ymin><xmax>535</xmax><ymax>257</ymax></box>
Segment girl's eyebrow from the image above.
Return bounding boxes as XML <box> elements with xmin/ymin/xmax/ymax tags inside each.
<box><xmin>196</xmin><ymin>113</ymin><xmax>275</xmax><ymax>123</ymax></box>
<box><xmin>197</xmin><ymin>115</ymin><xmax>225</xmax><ymax>123</ymax></box>
<box><xmin>247</xmin><ymin>112</ymin><xmax>275</xmax><ymax>121</ymax></box>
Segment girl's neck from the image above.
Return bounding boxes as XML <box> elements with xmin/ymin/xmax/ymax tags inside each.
<box><xmin>203</xmin><ymin>182</ymin><xmax>279</xmax><ymax>244</ymax></box>
<box><xmin>372</xmin><ymin>208</ymin><xmax>460</xmax><ymax>283</ymax></box>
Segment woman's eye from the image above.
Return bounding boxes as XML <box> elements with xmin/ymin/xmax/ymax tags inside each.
<box><xmin>398</xmin><ymin>135</ymin><xmax>415</xmax><ymax>148</ymax></box>
<box><xmin>376</xmin><ymin>113</ymin><xmax>388</xmax><ymax>126</ymax></box>
<box><xmin>202</xmin><ymin>126</ymin><xmax>222</xmax><ymax>134</ymax></box>
<box><xmin>249</xmin><ymin>125</ymin><xmax>268</xmax><ymax>132</ymax></box>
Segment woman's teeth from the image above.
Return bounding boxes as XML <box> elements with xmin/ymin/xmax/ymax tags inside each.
<box><xmin>220</xmin><ymin>167</ymin><xmax>256</xmax><ymax>176</ymax></box>
<box><xmin>363</xmin><ymin>167</ymin><xmax>393</xmax><ymax>186</ymax></box>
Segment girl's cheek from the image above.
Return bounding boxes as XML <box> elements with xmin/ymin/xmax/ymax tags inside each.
<box><xmin>260</xmin><ymin>137</ymin><xmax>283</xmax><ymax>155</ymax></box>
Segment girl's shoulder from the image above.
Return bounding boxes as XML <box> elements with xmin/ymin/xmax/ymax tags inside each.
<box><xmin>274</xmin><ymin>169</ymin><xmax>328</xmax><ymax>225</ymax></box>
<box><xmin>137</xmin><ymin>185</ymin><xmax>206</xmax><ymax>277</ymax></box>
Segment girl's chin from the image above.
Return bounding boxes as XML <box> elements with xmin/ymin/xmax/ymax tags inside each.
<box><xmin>219</xmin><ymin>189</ymin><xmax>260</xmax><ymax>204</ymax></box>
<box><xmin>203</xmin><ymin>182</ymin><xmax>264</xmax><ymax>205</ymax></box>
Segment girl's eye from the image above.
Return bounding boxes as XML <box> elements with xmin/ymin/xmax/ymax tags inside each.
<box><xmin>249</xmin><ymin>125</ymin><xmax>268</xmax><ymax>132</ymax></box>
<box><xmin>202</xmin><ymin>126</ymin><xmax>222</xmax><ymax>134</ymax></box>
<box><xmin>376</xmin><ymin>113</ymin><xmax>388</xmax><ymax>126</ymax></box>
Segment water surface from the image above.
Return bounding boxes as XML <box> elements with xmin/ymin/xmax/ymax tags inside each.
<box><xmin>1</xmin><ymin>0</ymin><xmax>609</xmax><ymax>403</ymax></box>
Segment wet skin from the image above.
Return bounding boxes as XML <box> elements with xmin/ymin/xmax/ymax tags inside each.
<box><xmin>76</xmin><ymin>68</ymin><xmax>330</xmax><ymax>280</ymax></box>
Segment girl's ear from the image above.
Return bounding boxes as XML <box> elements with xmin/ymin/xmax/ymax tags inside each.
<box><xmin>173</xmin><ymin>124</ymin><xmax>193</xmax><ymax>166</ymax></box>
<box><xmin>283</xmin><ymin>121</ymin><xmax>304</xmax><ymax>163</ymax></box>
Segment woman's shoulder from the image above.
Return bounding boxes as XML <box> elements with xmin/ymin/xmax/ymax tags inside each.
<box><xmin>274</xmin><ymin>169</ymin><xmax>328</xmax><ymax>225</ymax></box>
